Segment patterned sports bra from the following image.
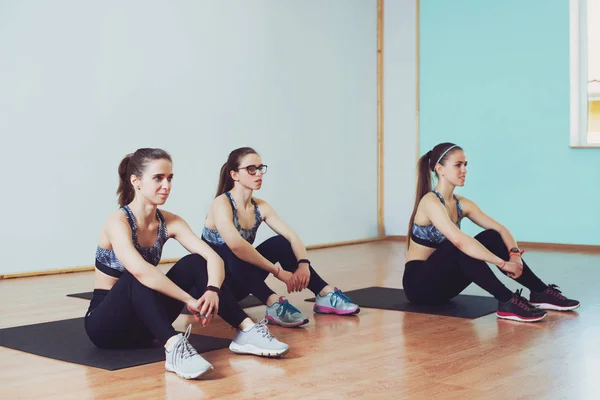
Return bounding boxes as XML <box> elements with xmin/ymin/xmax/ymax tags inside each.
<box><xmin>411</xmin><ymin>189</ymin><xmax>464</xmax><ymax>248</ymax></box>
<box><xmin>202</xmin><ymin>191</ymin><xmax>263</xmax><ymax>246</ymax></box>
<box><xmin>95</xmin><ymin>206</ymin><xmax>169</xmax><ymax>277</ymax></box>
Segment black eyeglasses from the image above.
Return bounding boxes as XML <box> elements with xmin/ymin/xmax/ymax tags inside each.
<box><xmin>238</xmin><ymin>164</ymin><xmax>268</xmax><ymax>175</ymax></box>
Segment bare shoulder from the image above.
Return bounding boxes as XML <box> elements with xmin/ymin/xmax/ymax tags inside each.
<box><xmin>158</xmin><ymin>209</ymin><xmax>180</xmax><ymax>223</ymax></box>
<box><xmin>158</xmin><ymin>209</ymin><xmax>187</xmax><ymax>234</ymax></box>
<box><xmin>105</xmin><ymin>209</ymin><xmax>129</xmax><ymax>227</ymax></box>
<box><xmin>253</xmin><ymin>196</ymin><xmax>269</xmax><ymax>207</ymax></box>
<box><xmin>253</xmin><ymin>197</ymin><xmax>273</xmax><ymax>218</ymax></box>
<box><xmin>414</xmin><ymin>192</ymin><xmax>447</xmax><ymax>223</ymax></box>
<box><xmin>456</xmin><ymin>196</ymin><xmax>485</xmax><ymax>218</ymax></box>
<box><xmin>208</xmin><ymin>195</ymin><xmax>235</xmax><ymax>226</ymax></box>
<box><xmin>100</xmin><ymin>210</ymin><xmax>132</xmax><ymax>242</ymax></box>
<box><xmin>211</xmin><ymin>194</ymin><xmax>231</xmax><ymax>212</ymax></box>
<box><xmin>420</xmin><ymin>192</ymin><xmax>441</xmax><ymax>208</ymax></box>
<box><xmin>455</xmin><ymin>195</ymin><xmax>477</xmax><ymax>209</ymax></box>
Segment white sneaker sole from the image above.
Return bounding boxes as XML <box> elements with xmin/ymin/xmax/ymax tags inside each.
<box><xmin>529</xmin><ymin>302</ymin><xmax>581</xmax><ymax>311</ymax></box>
<box><xmin>229</xmin><ymin>342</ymin><xmax>290</xmax><ymax>357</ymax></box>
<box><xmin>496</xmin><ymin>312</ymin><xmax>547</xmax><ymax>322</ymax></box>
<box><xmin>165</xmin><ymin>362</ymin><xmax>214</xmax><ymax>380</ymax></box>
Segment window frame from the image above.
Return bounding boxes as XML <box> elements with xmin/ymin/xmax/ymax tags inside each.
<box><xmin>570</xmin><ymin>0</ymin><xmax>600</xmax><ymax>148</ymax></box>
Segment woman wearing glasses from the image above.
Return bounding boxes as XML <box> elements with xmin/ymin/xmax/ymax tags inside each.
<box><xmin>202</xmin><ymin>147</ymin><xmax>359</xmax><ymax>328</ymax></box>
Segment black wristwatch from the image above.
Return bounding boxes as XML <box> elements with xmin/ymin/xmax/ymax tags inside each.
<box><xmin>206</xmin><ymin>285</ymin><xmax>221</xmax><ymax>294</ymax></box>
<box><xmin>509</xmin><ymin>247</ymin><xmax>522</xmax><ymax>255</ymax></box>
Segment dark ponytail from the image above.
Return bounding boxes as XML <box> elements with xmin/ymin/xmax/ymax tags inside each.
<box><xmin>117</xmin><ymin>153</ymin><xmax>135</xmax><ymax>208</ymax></box>
<box><xmin>215</xmin><ymin>162</ymin><xmax>235</xmax><ymax>198</ymax></box>
<box><xmin>215</xmin><ymin>147</ymin><xmax>259</xmax><ymax>197</ymax></box>
<box><xmin>406</xmin><ymin>142</ymin><xmax>461</xmax><ymax>248</ymax></box>
<box><xmin>116</xmin><ymin>148</ymin><xmax>172</xmax><ymax>207</ymax></box>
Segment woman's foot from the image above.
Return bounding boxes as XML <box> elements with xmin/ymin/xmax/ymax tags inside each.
<box><xmin>529</xmin><ymin>284</ymin><xmax>581</xmax><ymax>311</ymax></box>
<box><xmin>229</xmin><ymin>320</ymin><xmax>290</xmax><ymax>357</ymax></box>
<box><xmin>314</xmin><ymin>288</ymin><xmax>360</xmax><ymax>315</ymax></box>
<box><xmin>265</xmin><ymin>296</ymin><xmax>309</xmax><ymax>327</ymax></box>
<box><xmin>497</xmin><ymin>289</ymin><xmax>547</xmax><ymax>322</ymax></box>
<box><xmin>165</xmin><ymin>325</ymin><xmax>214</xmax><ymax>380</ymax></box>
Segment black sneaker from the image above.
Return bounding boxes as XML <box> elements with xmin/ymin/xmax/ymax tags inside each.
<box><xmin>497</xmin><ymin>289</ymin><xmax>547</xmax><ymax>322</ymax></box>
<box><xmin>529</xmin><ymin>284</ymin><xmax>580</xmax><ymax>311</ymax></box>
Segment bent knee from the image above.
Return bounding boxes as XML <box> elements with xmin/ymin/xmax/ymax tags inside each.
<box><xmin>180</xmin><ymin>253</ymin><xmax>207</xmax><ymax>266</ymax></box>
<box><xmin>476</xmin><ymin>229</ymin><xmax>502</xmax><ymax>241</ymax></box>
<box><xmin>270</xmin><ymin>235</ymin><xmax>292</xmax><ymax>250</ymax></box>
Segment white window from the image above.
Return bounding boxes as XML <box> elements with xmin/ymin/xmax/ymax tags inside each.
<box><xmin>570</xmin><ymin>0</ymin><xmax>600</xmax><ymax>147</ymax></box>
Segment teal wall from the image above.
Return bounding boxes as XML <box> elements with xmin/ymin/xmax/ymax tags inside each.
<box><xmin>419</xmin><ymin>0</ymin><xmax>599</xmax><ymax>245</ymax></box>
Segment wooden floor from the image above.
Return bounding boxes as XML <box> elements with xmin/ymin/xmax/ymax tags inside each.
<box><xmin>1</xmin><ymin>240</ymin><xmax>598</xmax><ymax>399</ymax></box>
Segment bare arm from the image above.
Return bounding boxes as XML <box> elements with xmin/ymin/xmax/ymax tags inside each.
<box><xmin>260</xmin><ymin>200</ymin><xmax>311</xmax><ymax>291</ymax></box>
<box><xmin>211</xmin><ymin>196</ymin><xmax>278</xmax><ymax>274</ymax></box>
<box><xmin>422</xmin><ymin>194</ymin><xmax>505</xmax><ymax>266</ymax></box>
<box><xmin>164</xmin><ymin>211</ymin><xmax>225</xmax><ymax>288</ymax></box>
<box><xmin>106</xmin><ymin>213</ymin><xmax>194</xmax><ymax>304</ymax></box>
<box><xmin>459</xmin><ymin>197</ymin><xmax>519</xmax><ymax>251</ymax></box>
<box><xmin>259</xmin><ymin>200</ymin><xmax>308</xmax><ymax>262</ymax></box>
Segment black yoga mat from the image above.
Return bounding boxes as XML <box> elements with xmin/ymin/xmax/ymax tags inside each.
<box><xmin>67</xmin><ymin>292</ymin><xmax>263</xmax><ymax>313</ymax></box>
<box><xmin>305</xmin><ymin>286</ymin><xmax>498</xmax><ymax>319</ymax></box>
<box><xmin>0</xmin><ymin>318</ymin><xmax>231</xmax><ymax>371</ymax></box>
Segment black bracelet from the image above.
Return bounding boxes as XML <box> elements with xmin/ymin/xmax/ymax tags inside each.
<box><xmin>206</xmin><ymin>285</ymin><xmax>220</xmax><ymax>294</ymax></box>
<box><xmin>297</xmin><ymin>259</ymin><xmax>310</xmax><ymax>266</ymax></box>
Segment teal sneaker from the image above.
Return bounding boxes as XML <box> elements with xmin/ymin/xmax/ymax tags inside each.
<box><xmin>314</xmin><ymin>288</ymin><xmax>360</xmax><ymax>315</ymax></box>
<box><xmin>265</xmin><ymin>296</ymin><xmax>309</xmax><ymax>328</ymax></box>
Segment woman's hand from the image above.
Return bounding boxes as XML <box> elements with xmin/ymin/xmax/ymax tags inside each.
<box><xmin>509</xmin><ymin>253</ymin><xmax>523</xmax><ymax>267</ymax></box>
<box><xmin>186</xmin><ymin>291</ymin><xmax>220</xmax><ymax>327</ymax></box>
<box><xmin>185</xmin><ymin>298</ymin><xmax>202</xmax><ymax>322</ymax></box>
<box><xmin>277</xmin><ymin>270</ymin><xmax>296</xmax><ymax>293</ymax></box>
<box><xmin>499</xmin><ymin>261</ymin><xmax>523</xmax><ymax>279</ymax></box>
<box><xmin>198</xmin><ymin>290</ymin><xmax>219</xmax><ymax>327</ymax></box>
<box><xmin>291</xmin><ymin>265</ymin><xmax>310</xmax><ymax>292</ymax></box>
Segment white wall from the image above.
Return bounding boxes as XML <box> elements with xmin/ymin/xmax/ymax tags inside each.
<box><xmin>0</xmin><ymin>0</ymin><xmax>378</xmax><ymax>275</ymax></box>
<box><xmin>383</xmin><ymin>0</ymin><xmax>418</xmax><ymax>236</ymax></box>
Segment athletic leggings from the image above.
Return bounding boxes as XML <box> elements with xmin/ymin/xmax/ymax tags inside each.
<box><xmin>207</xmin><ymin>235</ymin><xmax>329</xmax><ymax>303</ymax></box>
<box><xmin>402</xmin><ymin>229</ymin><xmax>548</xmax><ymax>304</ymax></box>
<box><xmin>84</xmin><ymin>254</ymin><xmax>248</xmax><ymax>349</ymax></box>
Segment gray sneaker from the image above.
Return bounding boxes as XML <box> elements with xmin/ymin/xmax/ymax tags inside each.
<box><xmin>165</xmin><ymin>324</ymin><xmax>214</xmax><ymax>379</ymax></box>
<box><xmin>314</xmin><ymin>288</ymin><xmax>360</xmax><ymax>315</ymax></box>
<box><xmin>229</xmin><ymin>320</ymin><xmax>290</xmax><ymax>357</ymax></box>
<box><xmin>265</xmin><ymin>296</ymin><xmax>309</xmax><ymax>328</ymax></box>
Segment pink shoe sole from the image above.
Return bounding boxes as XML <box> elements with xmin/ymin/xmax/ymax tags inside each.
<box><xmin>313</xmin><ymin>304</ymin><xmax>360</xmax><ymax>315</ymax></box>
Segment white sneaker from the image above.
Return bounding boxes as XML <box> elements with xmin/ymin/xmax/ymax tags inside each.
<box><xmin>229</xmin><ymin>320</ymin><xmax>290</xmax><ymax>357</ymax></box>
<box><xmin>165</xmin><ymin>324</ymin><xmax>214</xmax><ymax>379</ymax></box>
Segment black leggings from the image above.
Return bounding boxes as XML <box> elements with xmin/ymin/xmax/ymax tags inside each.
<box><xmin>208</xmin><ymin>235</ymin><xmax>329</xmax><ymax>304</ymax></box>
<box><xmin>84</xmin><ymin>254</ymin><xmax>248</xmax><ymax>349</ymax></box>
<box><xmin>402</xmin><ymin>229</ymin><xmax>547</xmax><ymax>304</ymax></box>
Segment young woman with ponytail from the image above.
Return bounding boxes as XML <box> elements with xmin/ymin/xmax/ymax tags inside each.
<box><xmin>404</xmin><ymin>143</ymin><xmax>580</xmax><ymax>322</ymax></box>
<box><xmin>85</xmin><ymin>148</ymin><xmax>289</xmax><ymax>381</ymax></box>
<box><xmin>202</xmin><ymin>147</ymin><xmax>360</xmax><ymax>328</ymax></box>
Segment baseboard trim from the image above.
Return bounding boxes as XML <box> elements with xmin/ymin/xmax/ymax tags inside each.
<box><xmin>385</xmin><ymin>235</ymin><xmax>600</xmax><ymax>254</ymax></box>
<box><xmin>385</xmin><ymin>235</ymin><xmax>407</xmax><ymax>242</ymax></box>
<box><xmin>3</xmin><ymin>236</ymin><xmax>597</xmax><ymax>279</ymax></box>
<box><xmin>0</xmin><ymin>237</ymin><xmax>385</xmax><ymax>280</ymax></box>
<box><xmin>0</xmin><ymin>266</ymin><xmax>96</xmax><ymax>280</ymax></box>
<box><xmin>306</xmin><ymin>237</ymin><xmax>385</xmax><ymax>250</ymax></box>
<box><xmin>518</xmin><ymin>241</ymin><xmax>600</xmax><ymax>254</ymax></box>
